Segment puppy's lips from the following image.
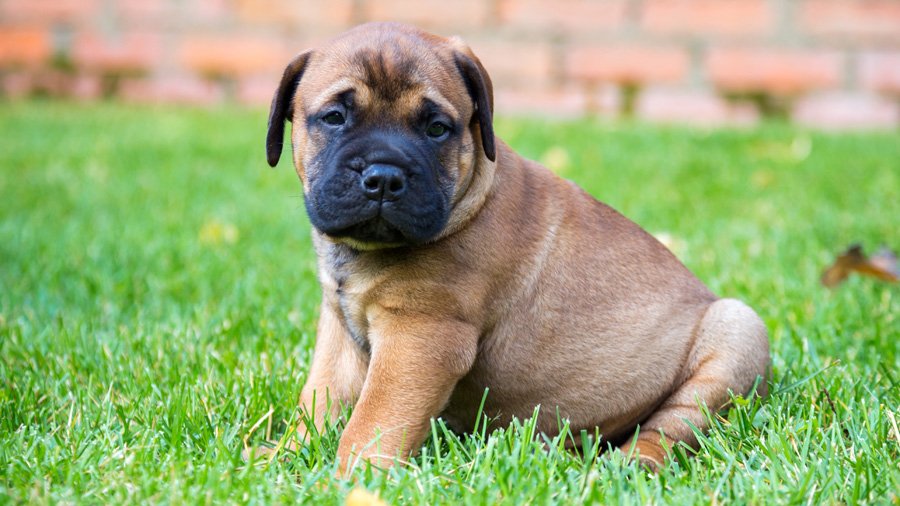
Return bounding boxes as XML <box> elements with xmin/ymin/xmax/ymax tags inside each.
<box><xmin>306</xmin><ymin>195</ymin><xmax>378</xmax><ymax>231</ymax></box>
<box><xmin>308</xmin><ymin>191</ymin><xmax>445</xmax><ymax>245</ymax></box>
<box><xmin>324</xmin><ymin>207</ymin><xmax>443</xmax><ymax>246</ymax></box>
<box><xmin>306</xmin><ymin>196</ymin><xmax>391</xmax><ymax>235</ymax></box>
<box><xmin>327</xmin><ymin>214</ymin><xmax>407</xmax><ymax>244</ymax></box>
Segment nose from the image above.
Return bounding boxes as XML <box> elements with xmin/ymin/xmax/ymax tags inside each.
<box><xmin>360</xmin><ymin>164</ymin><xmax>406</xmax><ymax>201</ymax></box>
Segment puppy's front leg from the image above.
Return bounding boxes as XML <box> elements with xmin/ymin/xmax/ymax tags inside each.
<box><xmin>246</xmin><ymin>303</ymin><xmax>366</xmax><ymax>461</ymax></box>
<box><xmin>298</xmin><ymin>301</ymin><xmax>368</xmax><ymax>439</ymax></box>
<box><xmin>336</xmin><ymin>308</ymin><xmax>478</xmax><ymax>474</ymax></box>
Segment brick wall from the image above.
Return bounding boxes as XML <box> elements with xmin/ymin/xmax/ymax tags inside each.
<box><xmin>1</xmin><ymin>0</ymin><xmax>899</xmax><ymax>127</ymax></box>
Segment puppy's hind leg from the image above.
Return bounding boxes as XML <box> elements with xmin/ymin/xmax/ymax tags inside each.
<box><xmin>621</xmin><ymin>299</ymin><xmax>770</xmax><ymax>470</ymax></box>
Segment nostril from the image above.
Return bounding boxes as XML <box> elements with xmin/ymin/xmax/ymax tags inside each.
<box><xmin>387</xmin><ymin>177</ymin><xmax>404</xmax><ymax>193</ymax></box>
<box><xmin>364</xmin><ymin>176</ymin><xmax>381</xmax><ymax>191</ymax></box>
<box><xmin>361</xmin><ymin>164</ymin><xmax>405</xmax><ymax>201</ymax></box>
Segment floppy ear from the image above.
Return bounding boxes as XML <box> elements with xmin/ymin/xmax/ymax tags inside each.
<box><xmin>454</xmin><ymin>51</ymin><xmax>496</xmax><ymax>162</ymax></box>
<box><xmin>266</xmin><ymin>50</ymin><xmax>312</xmax><ymax>167</ymax></box>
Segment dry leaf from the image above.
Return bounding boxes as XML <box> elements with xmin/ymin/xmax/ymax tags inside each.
<box><xmin>821</xmin><ymin>244</ymin><xmax>899</xmax><ymax>287</ymax></box>
<box><xmin>346</xmin><ymin>488</ymin><xmax>388</xmax><ymax>506</ymax></box>
<box><xmin>653</xmin><ymin>231</ymin><xmax>687</xmax><ymax>257</ymax></box>
<box><xmin>751</xmin><ymin>169</ymin><xmax>775</xmax><ymax>189</ymax></box>
<box><xmin>540</xmin><ymin>146</ymin><xmax>571</xmax><ymax>173</ymax></box>
<box><xmin>868</xmin><ymin>247</ymin><xmax>899</xmax><ymax>280</ymax></box>
<box><xmin>199</xmin><ymin>218</ymin><xmax>239</xmax><ymax>245</ymax></box>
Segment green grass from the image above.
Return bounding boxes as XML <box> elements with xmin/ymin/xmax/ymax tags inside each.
<box><xmin>1</xmin><ymin>100</ymin><xmax>898</xmax><ymax>504</ymax></box>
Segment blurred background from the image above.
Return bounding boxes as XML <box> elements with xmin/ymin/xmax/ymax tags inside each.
<box><xmin>0</xmin><ymin>0</ymin><xmax>898</xmax><ymax>127</ymax></box>
<box><xmin>1</xmin><ymin>4</ymin><xmax>898</xmax><ymax>502</ymax></box>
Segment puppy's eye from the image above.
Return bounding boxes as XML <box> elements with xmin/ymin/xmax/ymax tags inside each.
<box><xmin>321</xmin><ymin>111</ymin><xmax>345</xmax><ymax>125</ymax></box>
<box><xmin>426</xmin><ymin>121</ymin><xmax>449</xmax><ymax>138</ymax></box>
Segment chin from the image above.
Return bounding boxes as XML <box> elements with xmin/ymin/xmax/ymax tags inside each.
<box><xmin>333</xmin><ymin>236</ymin><xmax>406</xmax><ymax>251</ymax></box>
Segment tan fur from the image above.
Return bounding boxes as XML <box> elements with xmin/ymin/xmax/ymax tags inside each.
<box><xmin>270</xmin><ymin>22</ymin><xmax>770</xmax><ymax>473</ymax></box>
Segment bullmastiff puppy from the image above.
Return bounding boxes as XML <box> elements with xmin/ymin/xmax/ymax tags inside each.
<box><xmin>264</xmin><ymin>22</ymin><xmax>770</xmax><ymax>473</ymax></box>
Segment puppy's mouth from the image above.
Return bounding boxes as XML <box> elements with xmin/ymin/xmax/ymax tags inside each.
<box><xmin>328</xmin><ymin>214</ymin><xmax>407</xmax><ymax>246</ymax></box>
<box><xmin>307</xmin><ymin>197</ymin><xmax>428</xmax><ymax>247</ymax></box>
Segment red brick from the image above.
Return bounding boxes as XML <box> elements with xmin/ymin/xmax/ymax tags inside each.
<box><xmin>468</xmin><ymin>40</ymin><xmax>554</xmax><ymax>87</ymax></box>
<box><xmin>237</xmin><ymin>75</ymin><xmax>275</xmax><ymax>105</ymax></box>
<box><xmin>566</xmin><ymin>44</ymin><xmax>690</xmax><ymax>84</ymax></box>
<box><xmin>120</xmin><ymin>76</ymin><xmax>225</xmax><ymax>105</ymax></box>
<box><xmin>112</xmin><ymin>0</ymin><xmax>179</xmax><ymax>23</ymax></box>
<box><xmin>0</xmin><ymin>71</ymin><xmax>33</xmax><ymax>98</ymax></box>
<box><xmin>0</xmin><ymin>27</ymin><xmax>51</xmax><ymax>66</ymax></box>
<box><xmin>499</xmin><ymin>0</ymin><xmax>628</xmax><ymax>32</ymax></box>
<box><xmin>641</xmin><ymin>0</ymin><xmax>772</xmax><ymax>36</ymax></box>
<box><xmin>179</xmin><ymin>35</ymin><xmax>287</xmax><ymax>77</ymax></box>
<box><xmin>494</xmin><ymin>86</ymin><xmax>588</xmax><ymax>117</ymax></box>
<box><xmin>860</xmin><ymin>52</ymin><xmax>900</xmax><ymax>95</ymax></box>
<box><xmin>29</xmin><ymin>69</ymin><xmax>76</xmax><ymax>96</ymax></box>
<box><xmin>707</xmin><ymin>48</ymin><xmax>842</xmax><ymax>95</ymax></box>
<box><xmin>0</xmin><ymin>0</ymin><xmax>99</xmax><ymax>22</ymax></box>
<box><xmin>71</xmin><ymin>74</ymin><xmax>102</xmax><ymax>100</ymax></box>
<box><xmin>801</xmin><ymin>0</ymin><xmax>900</xmax><ymax>40</ymax></box>
<box><xmin>73</xmin><ymin>31</ymin><xmax>163</xmax><ymax>73</ymax></box>
<box><xmin>188</xmin><ymin>0</ymin><xmax>232</xmax><ymax>22</ymax></box>
<box><xmin>112</xmin><ymin>0</ymin><xmax>227</xmax><ymax>25</ymax></box>
<box><xmin>793</xmin><ymin>91</ymin><xmax>897</xmax><ymax>128</ymax></box>
<box><xmin>637</xmin><ymin>87</ymin><xmax>759</xmax><ymax>125</ymax></box>
<box><xmin>586</xmin><ymin>84</ymin><xmax>622</xmax><ymax>115</ymax></box>
<box><xmin>234</xmin><ymin>0</ymin><xmax>353</xmax><ymax>29</ymax></box>
<box><xmin>268</xmin><ymin>35</ymin><xmax>333</xmax><ymax>59</ymax></box>
<box><xmin>362</xmin><ymin>0</ymin><xmax>489</xmax><ymax>30</ymax></box>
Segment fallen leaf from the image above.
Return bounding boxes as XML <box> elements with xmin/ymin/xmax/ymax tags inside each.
<box><xmin>749</xmin><ymin>135</ymin><xmax>813</xmax><ymax>164</ymax></box>
<box><xmin>199</xmin><ymin>218</ymin><xmax>239</xmax><ymax>245</ymax></box>
<box><xmin>346</xmin><ymin>488</ymin><xmax>388</xmax><ymax>506</ymax></box>
<box><xmin>791</xmin><ymin>135</ymin><xmax>813</xmax><ymax>161</ymax></box>
<box><xmin>751</xmin><ymin>169</ymin><xmax>775</xmax><ymax>189</ymax></box>
<box><xmin>821</xmin><ymin>244</ymin><xmax>899</xmax><ymax>288</ymax></box>
<box><xmin>540</xmin><ymin>146</ymin><xmax>571</xmax><ymax>174</ymax></box>
<box><xmin>653</xmin><ymin>231</ymin><xmax>687</xmax><ymax>258</ymax></box>
<box><xmin>868</xmin><ymin>247</ymin><xmax>899</xmax><ymax>280</ymax></box>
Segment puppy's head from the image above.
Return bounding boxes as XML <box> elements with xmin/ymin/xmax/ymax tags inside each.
<box><xmin>266</xmin><ymin>22</ymin><xmax>495</xmax><ymax>249</ymax></box>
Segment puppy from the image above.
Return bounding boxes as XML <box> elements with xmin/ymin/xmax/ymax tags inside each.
<box><xmin>264</xmin><ymin>22</ymin><xmax>769</xmax><ymax>473</ymax></box>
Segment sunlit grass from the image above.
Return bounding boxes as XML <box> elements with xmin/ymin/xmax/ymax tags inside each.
<box><xmin>1</xmin><ymin>101</ymin><xmax>898</xmax><ymax>504</ymax></box>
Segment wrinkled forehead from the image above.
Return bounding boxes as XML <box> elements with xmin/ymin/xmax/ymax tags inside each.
<box><xmin>298</xmin><ymin>34</ymin><xmax>469</xmax><ymax>121</ymax></box>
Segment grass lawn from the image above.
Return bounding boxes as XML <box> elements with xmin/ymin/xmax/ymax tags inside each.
<box><xmin>1</xmin><ymin>100</ymin><xmax>898</xmax><ymax>504</ymax></box>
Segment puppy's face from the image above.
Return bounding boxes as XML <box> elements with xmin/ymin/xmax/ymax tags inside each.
<box><xmin>266</xmin><ymin>23</ymin><xmax>495</xmax><ymax>248</ymax></box>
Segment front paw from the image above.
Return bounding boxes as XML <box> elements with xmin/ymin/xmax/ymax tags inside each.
<box><xmin>336</xmin><ymin>440</ymin><xmax>401</xmax><ymax>477</ymax></box>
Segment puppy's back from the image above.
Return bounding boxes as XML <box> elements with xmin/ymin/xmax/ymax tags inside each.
<box><xmin>445</xmin><ymin>142</ymin><xmax>718</xmax><ymax>438</ymax></box>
